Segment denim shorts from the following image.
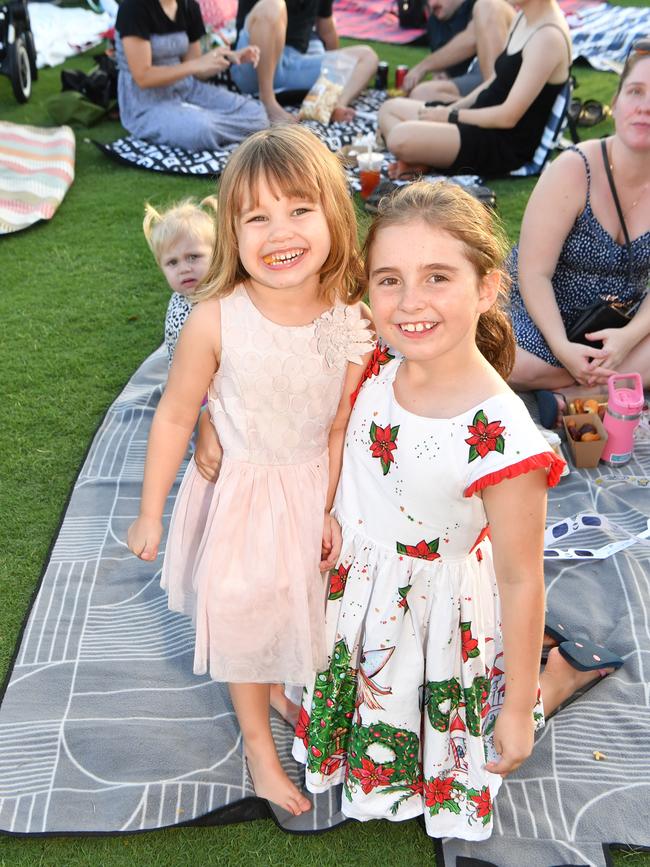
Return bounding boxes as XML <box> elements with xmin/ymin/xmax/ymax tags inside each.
<box><xmin>230</xmin><ymin>29</ymin><xmax>326</xmax><ymax>94</ymax></box>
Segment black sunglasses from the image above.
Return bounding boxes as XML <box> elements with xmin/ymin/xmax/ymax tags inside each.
<box><xmin>627</xmin><ymin>38</ymin><xmax>650</xmax><ymax>58</ymax></box>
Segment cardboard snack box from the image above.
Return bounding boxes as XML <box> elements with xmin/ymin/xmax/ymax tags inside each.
<box><xmin>563</xmin><ymin>412</ymin><xmax>608</xmax><ymax>468</ymax></box>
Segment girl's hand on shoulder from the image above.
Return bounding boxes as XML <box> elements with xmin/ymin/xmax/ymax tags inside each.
<box><xmin>320</xmin><ymin>513</ymin><xmax>342</xmax><ymax>571</ymax></box>
<box><xmin>194</xmin><ymin>410</ymin><xmax>223</xmax><ymax>482</ymax></box>
<box><xmin>485</xmin><ymin>707</ymin><xmax>535</xmax><ymax>777</ymax></box>
<box><xmin>127</xmin><ymin>516</ymin><xmax>163</xmax><ymax>561</ymax></box>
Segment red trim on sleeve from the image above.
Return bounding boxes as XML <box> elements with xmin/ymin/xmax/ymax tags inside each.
<box><xmin>463</xmin><ymin>451</ymin><xmax>565</xmax><ymax>498</ymax></box>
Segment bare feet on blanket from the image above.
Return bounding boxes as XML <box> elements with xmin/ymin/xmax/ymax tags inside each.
<box><xmin>387</xmin><ymin>159</ymin><xmax>430</xmax><ymax>180</ymax></box>
<box><xmin>540</xmin><ymin>647</ymin><xmax>615</xmax><ymax>715</ymax></box>
<box><xmin>331</xmin><ymin>105</ymin><xmax>356</xmax><ymax>123</ymax></box>
<box><xmin>245</xmin><ymin>749</ymin><xmax>311</xmax><ymax>815</ymax></box>
<box><xmin>270</xmin><ymin>684</ymin><xmax>300</xmax><ymax>729</ymax></box>
<box><xmin>266</xmin><ymin>100</ymin><xmax>298</xmax><ymax>124</ymax></box>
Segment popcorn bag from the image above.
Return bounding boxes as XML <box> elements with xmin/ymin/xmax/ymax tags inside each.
<box><xmin>298</xmin><ymin>53</ymin><xmax>356</xmax><ymax>123</ymax></box>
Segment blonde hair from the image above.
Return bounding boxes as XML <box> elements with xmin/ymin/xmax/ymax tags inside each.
<box><xmin>142</xmin><ymin>196</ymin><xmax>218</xmax><ymax>264</ymax></box>
<box><xmin>363</xmin><ymin>181</ymin><xmax>515</xmax><ymax>379</ymax></box>
<box><xmin>195</xmin><ymin>125</ymin><xmax>364</xmax><ymax>304</ymax></box>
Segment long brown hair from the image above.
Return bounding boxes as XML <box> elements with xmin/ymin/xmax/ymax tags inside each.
<box><xmin>194</xmin><ymin>125</ymin><xmax>364</xmax><ymax>304</ymax></box>
<box><xmin>363</xmin><ymin>181</ymin><xmax>515</xmax><ymax>379</ymax></box>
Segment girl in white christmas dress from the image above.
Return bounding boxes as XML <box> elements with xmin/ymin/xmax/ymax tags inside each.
<box><xmin>293</xmin><ymin>182</ymin><xmax>620</xmax><ymax>840</ymax></box>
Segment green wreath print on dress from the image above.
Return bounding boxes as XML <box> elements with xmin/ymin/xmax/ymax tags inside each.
<box><xmin>305</xmin><ymin>639</ymin><xmax>358</xmax><ymax>776</ymax></box>
<box><xmin>465</xmin><ymin>410</ymin><xmax>505</xmax><ymax>462</ymax></box>
<box><xmin>345</xmin><ymin>720</ymin><xmax>422</xmax><ymax>815</ymax></box>
<box><xmin>425</xmin><ymin>674</ymin><xmax>491</xmax><ymax>737</ymax></box>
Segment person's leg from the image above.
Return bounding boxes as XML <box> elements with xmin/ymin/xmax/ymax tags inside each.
<box><xmin>334</xmin><ymin>44</ymin><xmax>378</xmax><ymax>118</ymax></box>
<box><xmin>540</xmin><ymin>647</ymin><xmax>615</xmax><ymax>716</ymax></box>
<box><xmin>410</xmin><ymin>78</ymin><xmax>460</xmax><ymax>103</ymax></box>
<box><xmin>237</xmin><ymin>0</ymin><xmax>297</xmax><ymax>123</ymax></box>
<box><xmin>229</xmin><ymin>682</ymin><xmax>311</xmax><ymax>814</ymax></box>
<box><xmin>385</xmin><ymin>120</ymin><xmax>462</xmax><ymax>175</ymax></box>
<box><xmin>613</xmin><ymin>333</ymin><xmax>650</xmax><ymax>387</ymax></box>
<box><xmin>508</xmin><ymin>346</ymin><xmax>576</xmax><ymax>391</ymax></box>
<box><xmin>270</xmin><ymin>682</ymin><xmax>300</xmax><ymax>728</ymax></box>
<box><xmin>471</xmin><ymin>0</ymin><xmax>515</xmax><ymax>79</ymax></box>
<box><xmin>186</xmin><ymin>80</ymin><xmax>270</xmax><ymax>143</ymax></box>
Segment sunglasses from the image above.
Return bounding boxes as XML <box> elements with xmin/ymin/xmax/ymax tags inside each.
<box><xmin>627</xmin><ymin>38</ymin><xmax>650</xmax><ymax>58</ymax></box>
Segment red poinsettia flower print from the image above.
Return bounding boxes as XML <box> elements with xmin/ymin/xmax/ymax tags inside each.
<box><xmin>408</xmin><ymin>779</ymin><xmax>424</xmax><ymax>795</ymax></box>
<box><xmin>423</xmin><ymin>776</ymin><xmax>454</xmax><ymax>807</ymax></box>
<box><xmin>295</xmin><ymin>705</ymin><xmax>310</xmax><ymax>748</ymax></box>
<box><xmin>396</xmin><ymin>538</ymin><xmax>440</xmax><ymax>561</ymax></box>
<box><xmin>328</xmin><ymin>563</ymin><xmax>350</xmax><ymax>600</ymax></box>
<box><xmin>351</xmin><ymin>757</ymin><xmax>395</xmax><ymax>794</ymax></box>
<box><xmin>350</xmin><ymin>343</ymin><xmax>395</xmax><ymax>407</ymax></box>
<box><xmin>470</xmin><ymin>786</ymin><xmax>492</xmax><ymax>819</ymax></box>
<box><xmin>369</xmin><ymin>421</ymin><xmax>399</xmax><ymax>476</ymax></box>
<box><xmin>460</xmin><ymin>621</ymin><xmax>480</xmax><ymax>662</ymax></box>
<box><xmin>465</xmin><ymin>409</ymin><xmax>506</xmax><ymax>462</ymax></box>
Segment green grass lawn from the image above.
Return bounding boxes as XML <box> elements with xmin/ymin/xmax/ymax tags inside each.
<box><xmin>0</xmin><ymin>26</ymin><xmax>648</xmax><ymax>867</ymax></box>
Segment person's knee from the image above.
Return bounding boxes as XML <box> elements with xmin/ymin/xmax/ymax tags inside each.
<box><xmin>386</xmin><ymin>125</ymin><xmax>413</xmax><ymax>159</ymax></box>
<box><xmin>247</xmin><ymin>0</ymin><xmax>287</xmax><ymax>32</ymax></box>
<box><xmin>354</xmin><ymin>44</ymin><xmax>379</xmax><ymax>69</ymax></box>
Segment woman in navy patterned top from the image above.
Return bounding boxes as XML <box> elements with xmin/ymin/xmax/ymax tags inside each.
<box><xmin>508</xmin><ymin>45</ymin><xmax>650</xmax><ymax>399</ymax></box>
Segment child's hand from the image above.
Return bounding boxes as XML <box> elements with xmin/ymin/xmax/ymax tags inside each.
<box><xmin>484</xmin><ymin>707</ymin><xmax>535</xmax><ymax>777</ymax></box>
<box><xmin>320</xmin><ymin>513</ymin><xmax>342</xmax><ymax>571</ymax></box>
<box><xmin>194</xmin><ymin>409</ymin><xmax>223</xmax><ymax>482</ymax></box>
<box><xmin>127</xmin><ymin>516</ymin><xmax>163</xmax><ymax>561</ymax></box>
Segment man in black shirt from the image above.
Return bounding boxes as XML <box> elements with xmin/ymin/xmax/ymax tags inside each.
<box><xmin>230</xmin><ymin>0</ymin><xmax>377</xmax><ymax>123</ymax></box>
<box><xmin>402</xmin><ymin>0</ymin><xmax>514</xmax><ymax>102</ymax></box>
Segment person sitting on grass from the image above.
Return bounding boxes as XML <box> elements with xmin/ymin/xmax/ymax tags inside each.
<box><xmin>403</xmin><ymin>0</ymin><xmax>515</xmax><ymax>106</ymax></box>
<box><xmin>229</xmin><ymin>0</ymin><xmax>378</xmax><ymax>124</ymax></box>
<box><xmin>378</xmin><ymin>0</ymin><xmax>571</xmax><ymax>179</ymax></box>
<box><xmin>507</xmin><ymin>41</ymin><xmax>650</xmax><ymax>426</ymax></box>
<box><xmin>116</xmin><ymin>0</ymin><xmax>268</xmax><ymax>151</ymax></box>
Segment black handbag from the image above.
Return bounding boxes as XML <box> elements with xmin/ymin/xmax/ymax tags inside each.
<box><xmin>566</xmin><ymin>140</ymin><xmax>641</xmax><ymax>349</ymax></box>
<box><xmin>397</xmin><ymin>0</ymin><xmax>427</xmax><ymax>29</ymax></box>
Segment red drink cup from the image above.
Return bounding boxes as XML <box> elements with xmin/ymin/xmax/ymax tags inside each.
<box><xmin>357</xmin><ymin>152</ymin><xmax>383</xmax><ymax>199</ymax></box>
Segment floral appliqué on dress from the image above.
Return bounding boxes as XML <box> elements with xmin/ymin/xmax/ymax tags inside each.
<box><xmin>465</xmin><ymin>410</ymin><xmax>506</xmax><ymax>462</ymax></box>
<box><xmin>314</xmin><ymin>306</ymin><xmax>375</xmax><ymax>368</ymax></box>
<box><xmin>370</xmin><ymin>421</ymin><xmax>399</xmax><ymax>475</ymax></box>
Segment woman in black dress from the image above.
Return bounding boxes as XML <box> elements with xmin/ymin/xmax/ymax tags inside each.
<box><xmin>378</xmin><ymin>0</ymin><xmax>571</xmax><ymax>177</ymax></box>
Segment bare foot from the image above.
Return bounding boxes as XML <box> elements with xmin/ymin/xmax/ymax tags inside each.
<box><xmin>387</xmin><ymin>160</ymin><xmax>430</xmax><ymax>180</ymax></box>
<box><xmin>265</xmin><ymin>100</ymin><xmax>298</xmax><ymax>124</ymax></box>
<box><xmin>331</xmin><ymin>105</ymin><xmax>355</xmax><ymax>123</ymax></box>
<box><xmin>541</xmin><ymin>647</ymin><xmax>614</xmax><ymax>714</ymax></box>
<box><xmin>245</xmin><ymin>749</ymin><xmax>311</xmax><ymax>815</ymax></box>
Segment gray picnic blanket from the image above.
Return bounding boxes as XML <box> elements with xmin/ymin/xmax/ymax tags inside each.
<box><xmin>0</xmin><ymin>346</ymin><xmax>648</xmax><ymax>867</ymax></box>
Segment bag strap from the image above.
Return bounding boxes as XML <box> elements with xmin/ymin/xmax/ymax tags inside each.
<box><xmin>600</xmin><ymin>138</ymin><xmax>635</xmax><ymax>294</ymax></box>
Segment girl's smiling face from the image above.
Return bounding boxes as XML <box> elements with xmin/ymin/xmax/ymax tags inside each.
<box><xmin>236</xmin><ymin>174</ymin><xmax>331</xmax><ymax>297</ymax></box>
<box><xmin>368</xmin><ymin>220</ymin><xmax>498</xmax><ymax>367</ymax></box>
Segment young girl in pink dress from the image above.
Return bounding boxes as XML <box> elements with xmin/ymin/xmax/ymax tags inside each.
<box><xmin>127</xmin><ymin>126</ymin><xmax>374</xmax><ymax>817</ymax></box>
<box><xmin>293</xmin><ymin>182</ymin><xmax>620</xmax><ymax>840</ymax></box>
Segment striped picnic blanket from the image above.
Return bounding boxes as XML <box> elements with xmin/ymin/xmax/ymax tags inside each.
<box><xmin>0</xmin><ymin>123</ymin><xmax>76</xmax><ymax>235</ymax></box>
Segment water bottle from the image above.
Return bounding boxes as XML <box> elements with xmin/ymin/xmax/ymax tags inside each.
<box><xmin>600</xmin><ymin>373</ymin><xmax>644</xmax><ymax>465</ymax></box>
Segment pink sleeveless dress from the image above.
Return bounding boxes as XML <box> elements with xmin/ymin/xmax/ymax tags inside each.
<box><xmin>161</xmin><ymin>285</ymin><xmax>374</xmax><ymax>686</ymax></box>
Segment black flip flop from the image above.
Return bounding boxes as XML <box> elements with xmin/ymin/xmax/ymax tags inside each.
<box><xmin>558</xmin><ymin>639</ymin><xmax>624</xmax><ymax>672</ymax></box>
<box><xmin>577</xmin><ymin>99</ymin><xmax>611</xmax><ymax>127</ymax></box>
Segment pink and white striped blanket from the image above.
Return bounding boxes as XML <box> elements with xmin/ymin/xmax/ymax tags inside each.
<box><xmin>0</xmin><ymin>122</ymin><xmax>75</xmax><ymax>235</ymax></box>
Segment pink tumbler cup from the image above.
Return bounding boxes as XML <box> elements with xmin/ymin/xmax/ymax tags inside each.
<box><xmin>600</xmin><ymin>373</ymin><xmax>644</xmax><ymax>465</ymax></box>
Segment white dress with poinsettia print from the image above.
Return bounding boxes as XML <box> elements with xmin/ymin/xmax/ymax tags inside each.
<box><xmin>292</xmin><ymin>348</ymin><xmax>564</xmax><ymax>841</ymax></box>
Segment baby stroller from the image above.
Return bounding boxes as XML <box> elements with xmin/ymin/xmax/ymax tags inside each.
<box><xmin>0</xmin><ymin>0</ymin><xmax>38</xmax><ymax>102</ymax></box>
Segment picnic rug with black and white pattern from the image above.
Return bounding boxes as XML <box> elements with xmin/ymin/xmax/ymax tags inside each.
<box><xmin>0</xmin><ymin>345</ymin><xmax>649</xmax><ymax>867</ymax></box>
